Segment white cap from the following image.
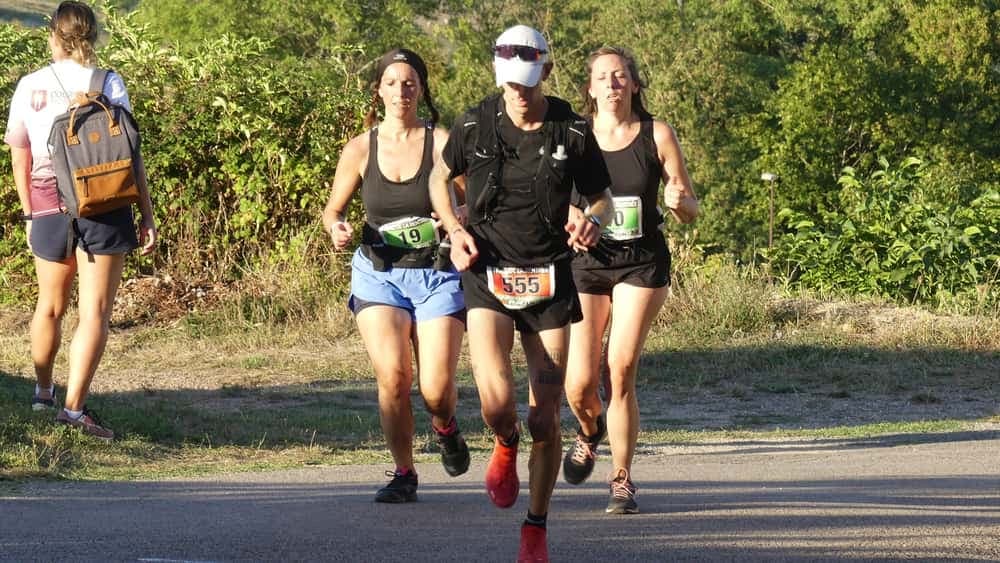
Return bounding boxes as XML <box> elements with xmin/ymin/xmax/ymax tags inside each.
<box><xmin>493</xmin><ymin>25</ymin><xmax>549</xmax><ymax>87</ymax></box>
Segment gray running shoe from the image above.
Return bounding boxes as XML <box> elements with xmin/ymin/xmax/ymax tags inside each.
<box><xmin>55</xmin><ymin>406</ymin><xmax>114</xmax><ymax>442</ymax></box>
<box><xmin>31</xmin><ymin>389</ymin><xmax>57</xmax><ymax>411</ymax></box>
<box><xmin>606</xmin><ymin>468</ymin><xmax>638</xmax><ymax>514</ymax></box>
<box><xmin>563</xmin><ymin>414</ymin><xmax>605</xmax><ymax>485</ymax></box>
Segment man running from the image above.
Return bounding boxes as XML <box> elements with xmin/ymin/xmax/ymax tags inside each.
<box><xmin>429</xmin><ymin>24</ymin><xmax>614</xmax><ymax>563</ymax></box>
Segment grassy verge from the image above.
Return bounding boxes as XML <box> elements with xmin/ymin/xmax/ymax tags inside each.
<box><xmin>1</xmin><ymin>261</ymin><xmax>997</xmax><ymax>482</ymax></box>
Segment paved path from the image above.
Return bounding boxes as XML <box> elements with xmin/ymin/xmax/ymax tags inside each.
<box><xmin>2</xmin><ymin>431</ymin><xmax>998</xmax><ymax>562</ymax></box>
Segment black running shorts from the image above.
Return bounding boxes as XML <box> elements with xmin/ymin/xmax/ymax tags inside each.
<box><xmin>571</xmin><ymin>257</ymin><xmax>670</xmax><ymax>296</ymax></box>
<box><xmin>572</xmin><ymin>231</ymin><xmax>670</xmax><ymax>295</ymax></box>
<box><xmin>461</xmin><ymin>259</ymin><xmax>582</xmax><ymax>333</ymax></box>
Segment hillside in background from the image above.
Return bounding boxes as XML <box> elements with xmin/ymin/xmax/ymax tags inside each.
<box><xmin>0</xmin><ymin>0</ymin><xmax>58</xmax><ymax>26</ymax></box>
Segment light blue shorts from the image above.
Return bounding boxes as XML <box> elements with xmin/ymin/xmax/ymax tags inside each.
<box><xmin>349</xmin><ymin>249</ymin><xmax>465</xmax><ymax>323</ymax></box>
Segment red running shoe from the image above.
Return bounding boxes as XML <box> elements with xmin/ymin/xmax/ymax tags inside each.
<box><xmin>517</xmin><ymin>523</ymin><xmax>548</xmax><ymax>563</ymax></box>
<box><xmin>485</xmin><ymin>433</ymin><xmax>519</xmax><ymax>508</ymax></box>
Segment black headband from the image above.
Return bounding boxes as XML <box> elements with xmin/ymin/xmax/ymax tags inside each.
<box><xmin>374</xmin><ymin>48</ymin><xmax>429</xmax><ymax>89</ymax></box>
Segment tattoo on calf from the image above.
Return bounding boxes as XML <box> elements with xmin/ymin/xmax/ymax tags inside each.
<box><xmin>534</xmin><ymin>350</ymin><xmax>565</xmax><ymax>386</ymax></box>
<box><xmin>535</xmin><ymin>370</ymin><xmax>564</xmax><ymax>386</ymax></box>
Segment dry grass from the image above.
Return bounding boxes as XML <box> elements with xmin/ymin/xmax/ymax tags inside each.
<box><xmin>1</xmin><ymin>262</ymin><xmax>997</xmax><ymax>481</ymax></box>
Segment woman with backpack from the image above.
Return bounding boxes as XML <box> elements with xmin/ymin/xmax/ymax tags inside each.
<box><xmin>5</xmin><ymin>1</ymin><xmax>156</xmax><ymax>440</ymax></box>
<box><xmin>320</xmin><ymin>48</ymin><xmax>470</xmax><ymax>503</ymax></box>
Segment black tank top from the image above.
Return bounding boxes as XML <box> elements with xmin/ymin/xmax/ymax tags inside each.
<box><xmin>359</xmin><ymin>123</ymin><xmax>438</xmax><ymax>270</ymax></box>
<box><xmin>574</xmin><ymin>119</ymin><xmax>669</xmax><ymax>268</ymax></box>
<box><xmin>602</xmin><ymin>120</ymin><xmax>662</xmax><ymax>231</ymax></box>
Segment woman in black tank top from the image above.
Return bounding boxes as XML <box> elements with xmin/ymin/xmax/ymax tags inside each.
<box><xmin>562</xmin><ymin>47</ymin><xmax>700</xmax><ymax>514</ymax></box>
<box><xmin>320</xmin><ymin>49</ymin><xmax>470</xmax><ymax>503</ymax></box>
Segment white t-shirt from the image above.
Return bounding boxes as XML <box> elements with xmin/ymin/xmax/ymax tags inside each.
<box><xmin>4</xmin><ymin>59</ymin><xmax>132</xmax><ymax>214</ymax></box>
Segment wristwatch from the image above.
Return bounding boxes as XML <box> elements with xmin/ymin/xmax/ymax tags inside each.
<box><xmin>20</xmin><ymin>213</ymin><xmax>32</xmax><ymax>221</ymax></box>
<box><xmin>584</xmin><ymin>213</ymin><xmax>601</xmax><ymax>227</ymax></box>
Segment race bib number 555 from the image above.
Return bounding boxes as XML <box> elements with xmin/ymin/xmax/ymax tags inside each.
<box><xmin>487</xmin><ymin>264</ymin><xmax>556</xmax><ymax>310</ymax></box>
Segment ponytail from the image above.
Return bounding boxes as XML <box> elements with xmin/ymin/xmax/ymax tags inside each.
<box><xmin>50</xmin><ymin>1</ymin><xmax>98</xmax><ymax>67</ymax></box>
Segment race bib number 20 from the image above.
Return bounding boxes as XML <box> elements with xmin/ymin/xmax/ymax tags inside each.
<box><xmin>603</xmin><ymin>196</ymin><xmax>643</xmax><ymax>241</ymax></box>
<box><xmin>487</xmin><ymin>264</ymin><xmax>556</xmax><ymax>310</ymax></box>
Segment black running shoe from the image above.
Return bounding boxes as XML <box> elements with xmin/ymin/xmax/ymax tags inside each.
<box><xmin>374</xmin><ymin>470</ymin><xmax>418</xmax><ymax>503</ymax></box>
<box><xmin>31</xmin><ymin>392</ymin><xmax>56</xmax><ymax>412</ymax></box>
<box><xmin>606</xmin><ymin>468</ymin><xmax>638</xmax><ymax>514</ymax></box>
<box><xmin>563</xmin><ymin>414</ymin><xmax>606</xmax><ymax>485</ymax></box>
<box><xmin>437</xmin><ymin>427</ymin><xmax>470</xmax><ymax>477</ymax></box>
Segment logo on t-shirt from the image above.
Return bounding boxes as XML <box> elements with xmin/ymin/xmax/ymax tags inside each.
<box><xmin>30</xmin><ymin>90</ymin><xmax>47</xmax><ymax>112</ymax></box>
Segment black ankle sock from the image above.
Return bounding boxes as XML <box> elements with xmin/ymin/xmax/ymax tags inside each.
<box><xmin>582</xmin><ymin>416</ymin><xmax>605</xmax><ymax>444</ymax></box>
<box><xmin>524</xmin><ymin>511</ymin><xmax>547</xmax><ymax>528</ymax></box>
<box><xmin>500</xmin><ymin>427</ymin><xmax>520</xmax><ymax>448</ymax></box>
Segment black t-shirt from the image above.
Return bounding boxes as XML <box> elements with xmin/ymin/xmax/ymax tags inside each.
<box><xmin>443</xmin><ymin>96</ymin><xmax>610</xmax><ymax>266</ymax></box>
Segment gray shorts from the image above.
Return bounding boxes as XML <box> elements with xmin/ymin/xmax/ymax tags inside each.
<box><xmin>30</xmin><ymin>208</ymin><xmax>139</xmax><ymax>262</ymax></box>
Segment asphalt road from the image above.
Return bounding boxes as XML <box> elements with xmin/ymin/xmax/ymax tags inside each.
<box><xmin>2</xmin><ymin>431</ymin><xmax>998</xmax><ymax>562</ymax></box>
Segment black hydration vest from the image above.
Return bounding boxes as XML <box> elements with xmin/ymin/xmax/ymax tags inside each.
<box><xmin>463</xmin><ymin>94</ymin><xmax>590</xmax><ymax>237</ymax></box>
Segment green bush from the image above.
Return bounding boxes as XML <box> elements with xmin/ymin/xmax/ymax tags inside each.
<box><xmin>0</xmin><ymin>3</ymin><xmax>368</xmax><ymax>290</ymax></box>
<box><xmin>0</xmin><ymin>23</ymin><xmax>49</xmax><ymax>303</ymax></box>
<box><xmin>771</xmin><ymin>156</ymin><xmax>1000</xmax><ymax>310</ymax></box>
<box><xmin>3</xmin><ymin>1</ymin><xmax>998</xmax><ymax>314</ymax></box>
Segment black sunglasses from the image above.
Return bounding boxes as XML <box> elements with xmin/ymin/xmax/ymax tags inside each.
<box><xmin>493</xmin><ymin>45</ymin><xmax>547</xmax><ymax>62</ymax></box>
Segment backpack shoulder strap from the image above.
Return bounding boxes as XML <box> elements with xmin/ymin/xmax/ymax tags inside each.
<box><xmin>89</xmin><ymin>68</ymin><xmax>110</xmax><ymax>96</ymax></box>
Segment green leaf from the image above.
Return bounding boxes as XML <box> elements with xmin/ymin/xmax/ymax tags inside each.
<box><xmin>889</xmin><ymin>269</ymin><xmax>911</xmax><ymax>282</ymax></box>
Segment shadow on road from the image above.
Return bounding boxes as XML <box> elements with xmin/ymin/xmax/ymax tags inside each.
<box><xmin>4</xmin><ymin>469</ymin><xmax>999</xmax><ymax>562</ymax></box>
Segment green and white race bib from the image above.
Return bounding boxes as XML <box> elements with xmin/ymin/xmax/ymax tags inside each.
<box><xmin>603</xmin><ymin>196</ymin><xmax>643</xmax><ymax>241</ymax></box>
<box><xmin>378</xmin><ymin>216</ymin><xmax>439</xmax><ymax>249</ymax></box>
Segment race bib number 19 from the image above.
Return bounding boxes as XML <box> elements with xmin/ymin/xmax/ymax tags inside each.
<box><xmin>379</xmin><ymin>216</ymin><xmax>439</xmax><ymax>249</ymax></box>
<box><xmin>487</xmin><ymin>264</ymin><xmax>556</xmax><ymax>310</ymax></box>
<box><xmin>603</xmin><ymin>196</ymin><xmax>643</xmax><ymax>241</ymax></box>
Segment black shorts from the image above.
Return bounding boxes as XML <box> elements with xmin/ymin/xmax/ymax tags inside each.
<box><xmin>461</xmin><ymin>259</ymin><xmax>581</xmax><ymax>333</ymax></box>
<box><xmin>572</xmin><ymin>233</ymin><xmax>671</xmax><ymax>295</ymax></box>
<box><xmin>30</xmin><ymin>208</ymin><xmax>138</xmax><ymax>262</ymax></box>
<box><xmin>572</xmin><ymin>259</ymin><xmax>670</xmax><ymax>295</ymax></box>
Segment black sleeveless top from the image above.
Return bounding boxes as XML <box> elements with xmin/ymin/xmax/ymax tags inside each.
<box><xmin>359</xmin><ymin>123</ymin><xmax>438</xmax><ymax>270</ymax></box>
<box><xmin>573</xmin><ymin>119</ymin><xmax>669</xmax><ymax>269</ymax></box>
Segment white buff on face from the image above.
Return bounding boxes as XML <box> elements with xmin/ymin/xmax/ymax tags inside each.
<box><xmin>494</xmin><ymin>57</ymin><xmax>544</xmax><ymax>87</ymax></box>
<box><xmin>493</xmin><ymin>25</ymin><xmax>549</xmax><ymax>87</ymax></box>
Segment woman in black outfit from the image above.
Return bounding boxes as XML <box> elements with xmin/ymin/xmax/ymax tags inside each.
<box><xmin>561</xmin><ymin>46</ymin><xmax>699</xmax><ymax>515</ymax></box>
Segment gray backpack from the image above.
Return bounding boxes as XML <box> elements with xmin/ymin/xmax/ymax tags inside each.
<box><xmin>47</xmin><ymin>68</ymin><xmax>141</xmax><ymax>218</ymax></box>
